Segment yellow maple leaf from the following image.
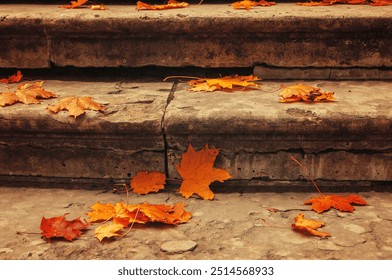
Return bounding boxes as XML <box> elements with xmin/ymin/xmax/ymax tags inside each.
<box><xmin>47</xmin><ymin>96</ymin><xmax>104</xmax><ymax>118</ymax></box>
<box><xmin>94</xmin><ymin>223</ymin><xmax>124</xmax><ymax>241</ymax></box>
<box><xmin>279</xmin><ymin>83</ymin><xmax>334</xmax><ymax>103</ymax></box>
<box><xmin>136</xmin><ymin>1</ymin><xmax>189</xmax><ymax>10</ymax></box>
<box><xmin>188</xmin><ymin>75</ymin><xmax>261</xmax><ymax>92</ymax></box>
<box><xmin>86</xmin><ymin>202</ymin><xmax>115</xmax><ymax>222</ymax></box>
<box><xmin>175</xmin><ymin>144</ymin><xmax>232</xmax><ymax>200</ymax></box>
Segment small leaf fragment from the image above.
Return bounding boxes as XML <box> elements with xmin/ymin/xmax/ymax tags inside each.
<box><xmin>40</xmin><ymin>213</ymin><xmax>89</xmax><ymax>241</ymax></box>
<box><xmin>176</xmin><ymin>144</ymin><xmax>232</xmax><ymax>200</ymax></box>
<box><xmin>47</xmin><ymin>96</ymin><xmax>105</xmax><ymax>118</ymax></box>
<box><xmin>0</xmin><ymin>71</ymin><xmax>23</xmax><ymax>84</ymax></box>
<box><xmin>130</xmin><ymin>171</ymin><xmax>166</xmax><ymax>195</ymax></box>
<box><xmin>292</xmin><ymin>213</ymin><xmax>330</xmax><ymax>238</ymax></box>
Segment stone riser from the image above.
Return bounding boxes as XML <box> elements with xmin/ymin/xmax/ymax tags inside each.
<box><xmin>1</xmin><ymin>4</ymin><xmax>391</xmax><ymax>68</ymax></box>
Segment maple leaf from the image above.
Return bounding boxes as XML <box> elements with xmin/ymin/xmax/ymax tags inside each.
<box><xmin>231</xmin><ymin>0</ymin><xmax>276</xmax><ymax>10</ymax></box>
<box><xmin>0</xmin><ymin>70</ymin><xmax>23</xmax><ymax>84</ymax></box>
<box><xmin>130</xmin><ymin>171</ymin><xmax>166</xmax><ymax>195</ymax></box>
<box><xmin>304</xmin><ymin>194</ymin><xmax>367</xmax><ymax>213</ymax></box>
<box><xmin>188</xmin><ymin>75</ymin><xmax>261</xmax><ymax>92</ymax></box>
<box><xmin>86</xmin><ymin>202</ymin><xmax>115</xmax><ymax>222</ymax></box>
<box><xmin>40</xmin><ymin>213</ymin><xmax>89</xmax><ymax>241</ymax></box>
<box><xmin>47</xmin><ymin>96</ymin><xmax>104</xmax><ymax>118</ymax></box>
<box><xmin>279</xmin><ymin>83</ymin><xmax>334</xmax><ymax>102</ymax></box>
<box><xmin>292</xmin><ymin>213</ymin><xmax>330</xmax><ymax>238</ymax></box>
<box><xmin>175</xmin><ymin>144</ymin><xmax>232</xmax><ymax>200</ymax></box>
<box><xmin>136</xmin><ymin>1</ymin><xmax>189</xmax><ymax>10</ymax></box>
<box><xmin>370</xmin><ymin>0</ymin><xmax>392</xmax><ymax>5</ymax></box>
<box><xmin>0</xmin><ymin>81</ymin><xmax>57</xmax><ymax>107</ymax></box>
<box><xmin>296</xmin><ymin>0</ymin><xmax>366</xmax><ymax>5</ymax></box>
<box><xmin>94</xmin><ymin>223</ymin><xmax>124</xmax><ymax>241</ymax></box>
<box><xmin>60</xmin><ymin>0</ymin><xmax>88</xmax><ymax>9</ymax></box>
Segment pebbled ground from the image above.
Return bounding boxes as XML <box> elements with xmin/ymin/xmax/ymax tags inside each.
<box><xmin>0</xmin><ymin>187</ymin><xmax>391</xmax><ymax>260</ymax></box>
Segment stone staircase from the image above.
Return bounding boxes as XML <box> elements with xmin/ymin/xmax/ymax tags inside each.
<box><xmin>0</xmin><ymin>2</ymin><xmax>391</xmax><ymax>190</ymax></box>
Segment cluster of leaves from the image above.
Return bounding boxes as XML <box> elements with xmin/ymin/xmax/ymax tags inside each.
<box><xmin>0</xmin><ymin>71</ymin><xmax>104</xmax><ymax>118</ymax></box>
<box><xmin>279</xmin><ymin>83</ymin><xmax>334</xmax><ymax>103</ymax></box>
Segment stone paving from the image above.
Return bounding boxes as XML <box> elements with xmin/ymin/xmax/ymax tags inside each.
<box><xmin>0</xmin><ymin>187</ymin><xmax>391</xmax><ymax>260</ymax></box>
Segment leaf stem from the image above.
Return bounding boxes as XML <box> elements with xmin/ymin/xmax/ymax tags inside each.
<box><xmin>290</xmin><ymin>155</ymin><xmax>323</xmax><ymax>196</ymax></box>
<box><xmin>120</xmin><ymin>207</ymin><xmax>140</xmax><ymax>239</ymax></box>
<box><xmin>163</xmin><ymin>76</ymin><xmax>203</xmax><ymax>82</ymax></box>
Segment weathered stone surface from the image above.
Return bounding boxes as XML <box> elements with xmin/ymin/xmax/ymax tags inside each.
<box><xmin>0</xmin><ymin>81</ymin><xmax>171</xmax><ymax>186</ymax></box>
<box><xmin>160</xmin><ymin>240</ymin><xmax>198</xmax><ymax>254</ymax></box>
<box><xmin>164</xmin><ymin>81</ymin><xmax>392</xmax><ymax>188</ymax></box>
<box><xmin>0</xmin><ymin>4</ymin><xmax>391</xmax><ymax>68</ymax></box>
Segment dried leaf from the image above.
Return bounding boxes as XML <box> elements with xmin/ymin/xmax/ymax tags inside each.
<box><xmin>130</xmin><ymin>171</ymin><xmax>166</xmax><ymax>195</ymax></box>
<box><xmin>40</xmin><ymin>213</ymin><xmax>89</xmax><ymax>241</ymax></box>
<box><xmin>86</xmin><ymin>202</ymin><xmax>115</xmax><ymax>222</ymax></box>
<box><xmin>231</xmin><ymin>0</ymin><xmax>276</xmax><ymax>10</ymax></box>
<box><xmin>0</xmin><ymin>81</ymin><xmax>57</xmax><ymax>107</ymax></box>
<box><xmin>0</xmin><ymin>71</ymin><xmax>23</xmax><ymax>84</ymax></box>
<box><xmin>189</xmin><ymin>75</ymin><xmax>261</xmax><ymax>92</ymax></box>
<box><xmin>292</xmin><ymin>213</ymin><xmax>330</xmax><ymax>238</ymax></box>
<box><xmin>305</xmin><ymin>194</ymin><xmax>367</xmax><ymax>213</ymax></box>
<box><xmin>136</xmin><ymin>1</ymin><xmax>189</xmax><ymax>10</ymax></box>
<box><xmin>279</xmin><ymin>83</ymin><xmax>334</xmax><ymax>102</ymax></box>
<box><xmin>370</xmin><ymin>0</ymin><xmax>392</xmax><ymax>5</ymax></box>
<box><xmin>47</xmin><ymin>96</ymin><xmax>104</xmax><ymax>118</ymax></box>
<box><xmin>175</xmin><ymin>144</ymin><xmax>232</xmax><ymax>200</ymax></box>
<box><xmin>94</xmin><ymin>223</ymin><xmax>124</xmax><ymax>241</ymax></box>
<box><xmin>60</xmin><ymin>0</ymin><xmax>88</xmax><ymax>9</ymax></box>
<box><xmin>297</xmin><ymin>0</ymin><xmax>366</xmax><ymax>5</ymax></box>
<box><xmin>89</xmin><ymin>4</ymin><xmax>107</xmax><ymax>10</ymax></box>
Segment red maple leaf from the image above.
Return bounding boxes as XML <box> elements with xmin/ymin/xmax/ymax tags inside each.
<box><xmin>40</xmin><ymin>213</ymin><xmax>89</xmax><ymax>241</ymax></box>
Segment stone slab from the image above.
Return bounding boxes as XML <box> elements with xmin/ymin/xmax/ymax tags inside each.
<box><xmin>0</xmin><ymin>4</ymin><xmax>391</xmax><ymax>68</ymax></box>
<box><xmin>164</xmin><ymin>81</ymin><xmax>392</xmax><ymax>187</ymax></box>
<box><xmin>0</xmin><ymin>80</ymin><xmax>171</xmax><ymax>186</ymax></box>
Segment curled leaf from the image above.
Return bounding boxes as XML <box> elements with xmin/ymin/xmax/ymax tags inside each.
<box><xmin>60</xmin><ymin>0</ymin><xmax>88</xmax><ymax>9</ymax></box>
<box><xmin>0</xmin><ymin>70</ymin><xmax>23</xmax><ymax>84</ymax></box>
<box><xmin>292</xmin><ymin>213</ymin><xmax>330</xmax><ymax>238</ymax></box>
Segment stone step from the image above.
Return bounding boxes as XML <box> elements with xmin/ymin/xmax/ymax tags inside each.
<box><xmin>1</xmin><ymin>4</ymin><xmax>391</xmax><ymax>69</ymax></box>
<box><xmin>1</xmin><ymin>78</ymin><xmax>391</xmax><ymax>190</ymax></box>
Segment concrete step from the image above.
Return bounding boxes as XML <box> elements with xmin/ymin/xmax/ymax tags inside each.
<box><xmin>1</xmin><ymin>78</ymin><xmax>391</xmax><ymax>190</ymax></box>
<box><xmin>1</xmin><ymin>4</ymin><xmax>391</xmax><ymax>69</ymax></box>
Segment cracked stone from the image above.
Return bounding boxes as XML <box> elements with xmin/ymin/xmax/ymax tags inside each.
<box><xmin>160</xmin><ymin>240</ymin><xmax>198</xmax><ymax>254</ymax></box>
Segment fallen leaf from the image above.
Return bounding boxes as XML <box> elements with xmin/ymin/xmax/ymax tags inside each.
<box><xmin>189</xmin><ymin>75</ymin><xmax>261</xmax><ymax>92</ymax></box>
<box><xmin>305</xmin><ymin>194</ymin><xmax>367</xmax><ymax>213</ymax></box>
<box><xmin>136</xmin><ymin>1</ymin><xmax>189</xmax><ymax>10</ymax></box>
<box><xmin>0</xmin><ymin>81</ymin><xmax>57</xmax><ymax>107</ymax></box>
<box><xmin>130</xmin><ymin>171</ymin><xmax>166</xmax><ymax>195</ymax></box>
<box><xmin>297</xmin><ymin>0</ymin><xmax>366</xmax><ymax>5</ymax></box>
<box><xmin>94</xmin><ymin>223</ymin><xmax>124</xmax><ymax>241</ymax></box>
<box><xmin>40</xmin><ymin>213</ymin><xmax>89</xmax><ymax>241</ymax></box>
<box><xmin>60</xmin><ymin>0</ymin><xmax>88</xmax><ymax>9</ymax></box>
<box><xmin>175</xmin><ymin>144</ymin><xmax>232</xmax><ymax>200</ymax></box>
<box><xmin>231</xmin><ymin>0</ymin><xmax>276</xmax><ymax>10</ymax></box>
<box><xmin>370</xmin><ymin>0</ymin><xmax>392</xmax><ymax>5</ymax></box>
<box><xmin>47</xmin><ymin>96</ymin><xmax>104</xmax><ymax>118</ymax></box>
<box><xmin>0</xmin><ymin>71</ymin><xmax>23</xmax><ymax>84</ymax></box>
<box><xmin>292</xmin><ymin>213</ymin><xmax>330</xmax><ymax>238</ymax></box>
<box><xmin>87</xmin><ymin>202</ymin><xmax>115</xmax><ymax>222</ymax></box>
<box><xmin>89</xmin><ymin>4</ymin><xmax>107</xmax><ymax>10</ymax></box>
<box><xmin>279</xmin><ymin>83</ymin><xmax>334</xmax><ymax>102</ymax></box>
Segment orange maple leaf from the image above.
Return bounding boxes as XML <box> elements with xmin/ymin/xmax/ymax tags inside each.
<box><xmin>47</xmin><ymin>96</ymin><xmax>104</xmax><ymax>118</ymax></box>
<box><xmin>297</xmin><ymin>0</ymin><xmax>366</xmax><ymax>5</ymax></box>
<box><xmin>175</xmin><ymin>144</ymin><xmax>231</xmax><ymax>200</ymax></box>
<box><xmin>40</xmin><ymin>213</ymin><xmax>89</xmax><ymax>241</ymax></box>
<box><xmin>292</xmin><ymin>213</ymin><xmax>330</xmax><ymax>238</ymax></box>
<box><xmin>0</xmin><ymin>81</ymin><xmax>57</xmax><ymax>107</ymax></box>
<box><xmin>130</xmin><ymin>171</ymin><xmax>166</xmax><ymax>195</ymax></box>
<box><xmin>231</xmin><ymin>0</ymin><xmax>276</xmax><ymax>10</ymax></box>
<box><xmin>279</xmin><ymin>83</ymin><xmax>334</xmax><ymax>102</ymax></box>
<box><xmin>188</xmin><ymin>75</ymin><xmax>261</xmax><ymax>92</ymax></box>
<box><xmin>136</xmin><ymin>1</ymin><xmax>189</xmax><ymax>10</ymax></box>
<box><xmin>60</xmin><ymin>0</ymin><xmax>88</xmax><ymax>9</ymax></box>
<box><xmin>305</xmin><ymin>194</ymin><xmax>367</xmax><ymax>213</ymax></box>
<box><xmin>0</xmin><ymin>70</ymin><xmax>23</xmax><ymax>84</ymax></box>
<box><xmin>370</xmin><ymin>0</ymin><xmax>392</xmax><ymax>5</ymax></box>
